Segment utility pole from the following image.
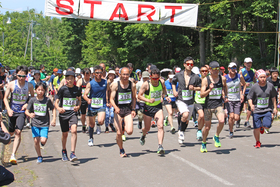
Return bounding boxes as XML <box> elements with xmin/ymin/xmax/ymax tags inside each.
<box><xmin>31</xmin><ymin>19</ymin><xmax>33</xmax><ymax>64</ymax></box>
<box><xmin>24</xmin><ymin>23</ymin><xmax>31</xmax><ymax>59</ymax></box>
<box><xmin>278</xmin><ymin>0</ymin><xmax>280</xmax><ymax>69</ymax></box>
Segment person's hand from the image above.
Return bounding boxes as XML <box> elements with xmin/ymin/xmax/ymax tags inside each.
<box><xmin>149</xmin><ymin>98</ymin><xmax>155</xmax><ymax>103</ymax></box>
<box><xmin>51</xmin><ymin>119</ymin><xmax>56</xmax><ymax>127</ymax></box>
<box><xmin>166</xmin><ymin>97</ymin><xmax>171</xmax><ymax>103</ymax></box>
<box><xmin>87</xmin><ymin>99</ymin><xmax>92</xmax><ymax>105</ymax></box>
<box><xmin>74</xmin><ymin>106</ymin><xmax>79</xmax><ymax>112</ymax></box>
<box><xmin>29</xmin><ymin>113</ymin><xmax>35</xmax><ymax>118</ymax></box>
<box><xmin>246</xmin><ymin>82</ymin><xmax>250</xmax><ymax>87</ymax></box>
<box><xmin>209</xmin><ymin>83</ymin><xmax>214</xmax><ymax>90</ymax></box>
<box><xmin>131</xmin><ymin>110</ymin><xmax>136</xmax><ymax>118</ymax></box>
<box><xmin>106</xmin><ymin>103</ymin><xmax>110</xmax><ymax>107</ymax></box>
<box><xmin>240</xmin><ymin>95</ymin><xmax>244</xmax><ymax>103</ymax></box>
<box><xmin>8</xmin><ymin>109</ymin><xmax>13</xmax><ymax>117</ymax></box>
<box><xmin>273</xmin><ymin>108</ymin><xmax>278</xmax><ymax>116</ymax></box>
<box><xmin>58</xmin><ymin>107</ymin><xmax>65</xmax><ymax>114</ymax></box>
<box><xmin>173</xmin><ymin>91</ymin><xmax>178</xmax><ymax>97</ymax></box>
<box><xmin>189</xmin><ymin>85</ymin><xmax>194</xmax><ymax>90</ymax></box>
<box><xmin>21</xmin><ymin>104</ymin><xmax>28</xmax><ymax>111</ymax></box>
<box><xmin>115</xmin><ymin>107</ymin><xmax>120</xmax><ymax>114</ymax></box>
<box><xmin>224</xmin><ymin>97</ymin><xmax>228</xmax><ymax>103</ymax></box>
<box><xmin>251</xmin><ymin>105</ymin><xmax>255</xmax><ymax>112</ymax></box>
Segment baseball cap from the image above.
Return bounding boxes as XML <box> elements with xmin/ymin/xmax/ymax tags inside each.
<box><xmin>175</xmin><ymin>67</ymin><xmax>181</xmax><ymax>73</ymax></box>
<box><xmin>68</xmin><ymin>67</ymin><xmax>75</xmax><ymax>72</ymax></box>
<box><xmin>107</xmin><ymin>70</ymin><xmax>116</xmax><ymax>78</ymax></box>
<box><xmin>136</xmin><ymin>69</ymin><xmax>141</xmax><ymax>73</ymax></box>
<box><xmin>220</xmin><ymin>66</ymin><xmax>225</xmax><ymax>70</ymax></box>
<box><xmin>53</xmin><ymin>68</ymin><xmax>58</xmax><ymax>72</ymax></box>
<box><xmin>34</xmin><ymin>70</ymin><xmax>40</xmax><ymax>75</ymax></box>
<box><xmin>255</xmin><ymin>69</ymin><xmax>266</xmax><ymax>79</ymax></box>
<box><xmin>57</xmin><ymin>69</ymin><xmax>62</xmax><ymax>74</ymax></box>
<box><xmin>191</xmin><ymin>66</ymin><xmax>200</xmax><ymax>75</ymax></box>
<box><xmin>65</xmin><ymin>71</ymin><xmax>75</xmax><ymax>77</ymax></box>
<box><xmin>75</xmin><ymin>68</ymin><xmax>81</xmax><ymax>74</ymax></box>
<box><xmin>228</xmin><ymin>62</ymin><xmax>237</xmax><ymax>68</ymax></box>
<box><xmin>244</xmin><ymin>57</ymin><xmax>253</xmax><ymax>63</ymax></box>
<box><xmin>142</xmin><ymin>71</ymin><xmax>149</xmax><ymax>78</ymax></box>
<box><xmin>209</xmin><ymin>61</ymin><xmax>220</xmax><ymax>68</ymax></box>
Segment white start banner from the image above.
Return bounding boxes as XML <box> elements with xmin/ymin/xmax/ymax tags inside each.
<box><xmin>45</xmin><ymin>0</ymin><xmax>198</xmax><ymax>27</ymax></box>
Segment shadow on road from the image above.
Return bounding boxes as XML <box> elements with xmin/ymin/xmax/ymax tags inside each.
<box><xmin>228</xmin><ymin>135</ymin><xmax>252</xmax><ymax>138</ymax></box>
<box><xmin>208</xmin><ymin>148</ymin><xmax>236</xmax><ymax>154</ymax></box>
<box><xmin>71</xmin><ymin>157</ymin><xmax>98</xmax><ymax>166</ymax></box>
<box><xmin>96</xmin><ymin>143</ymin><xmax>116</xmax><ymax>148</ymax></box>
<box><xmin>261</xmin><ymin>144</ymin><xmax>280</xmax><ymax>148</ymax></box>
<box><xmin>180</xmin><ymin>142</ymin><xmax>202</xmax><ymax>147</ymax></box>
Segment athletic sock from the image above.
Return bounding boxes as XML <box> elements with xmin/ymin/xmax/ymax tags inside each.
<box><xmin>89</xmin><ymin>127</ymin><xmax>94</xmax><ymax>139</ymax></box>
<box><xmin>181</xmin><ymin>121</ymin><xmax>188</xmax><ymax>132</ymax></box>
<box><xmin>177</xmin><ymin>113</ymin><xmax>181</xmax><ymax>130</ymax></box>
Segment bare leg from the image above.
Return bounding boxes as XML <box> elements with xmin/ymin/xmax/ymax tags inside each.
<box><xmin>71</xmin><ymin>124</ymin><xmax>77</xmax><ymax>152</ymax></box>
<box><xmin>12</xmin><ymin>129</ymin><xmax>21</xmax><ymax>155</ymax></box>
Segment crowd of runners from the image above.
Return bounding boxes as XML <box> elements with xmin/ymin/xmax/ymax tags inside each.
<box><xmin>0</xmin><ymin>56</ymin><xmax>279</xmax><ymax>164</ymax></box>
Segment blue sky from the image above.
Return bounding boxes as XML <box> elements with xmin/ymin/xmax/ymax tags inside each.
<box><xmin>0</xmin><ymin>0</ymin><xmax>45</xmax><ymax>14</ymax></box>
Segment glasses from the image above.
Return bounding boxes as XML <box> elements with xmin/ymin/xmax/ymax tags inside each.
<box><xmin>95</xmin><ymin>72</ymin><xmax>102</xmax><ymax>74</ymax></box>
<box><xmin>151</xmin><ymin>77</ymin><xmax>159</xmax><ymax>80</ymax></box>
<box><xmin>230</xmin><ymin>67</ymin><xmax>237</xmax><ymax>70</ymax></box>
<box><xmin>185</xmin><ymin>63</ymin><xmax>194</xmax><ymax>66</ymax></box>
<box><xmin>211</xmin><ymin>67</ymin><xmax>219</xmax><ymax>71</ymax></box>
<box><xmin>17</xmin><ymin>74</ymin><xmax>27</xmax><ymax>78</ymax></box>
<box><xmin>201</xmin><ymin>70</ymin><xmax>208</xmax><ymax>73</ymax></box>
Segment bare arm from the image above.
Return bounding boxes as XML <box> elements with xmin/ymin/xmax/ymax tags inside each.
<box><xmin>200</xmin><ymin>77</ymin><xmax>211</xmax><ymax>98</ymax></box>
<box><xmin>76</xmin><ymin>79</ymin><xmax>82</xmax><ymax>87</ymax></box>
<box><xmin>138</xmin><ymin>82</ymin><xmax>153</xmax><ymax>103</ymax></box>
<box><xmin>4</xmin><ymin>82</ymin><xmax>13</xmax><ymax>116</ymax></box>
<box><xmin>110</xmin><ymin>82</ymin><xmax>119</xmax><ymax>113</ymax></box>
<box><xmin>131</xmin><ymin>82</ymin><xmax>137</xmax><ymax>110</ymax></box>
<box><xmin>240</xmin><ymin>74</ymin><xmax>246</xmax><ymax>95</ymax></box>
<box><xmin>83</xmin><ymin>82</ymin><xmax>91</xmax><ymax>104</ymax></box>
<box><xmin>58</xmin><ymin>79</ymin><xmax>65</xmax><ymax>90</ymax></box>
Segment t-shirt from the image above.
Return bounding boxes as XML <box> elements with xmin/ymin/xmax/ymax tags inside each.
<box><xmin>247</xmin><ymin>82</ymin><xmax>277</xmax><ymax>114</ymax></box>
<box><xmin>40</xmin><ymin>72</ymin><xmax>46</xmax><ymax>80</ymax></box>
<box><xmin>56</xmin><ymin>85</ymin><xmax>82</xmax><ymax>118</ymax></box>
<box><xmin>267</xmin><ymin>77</ymin><xmax>280</xmax><ymax>92</ymax></box>
<box><xmin>164</xmin><ymin>79</ymin><xmax>178</xmax><ymax>102</ymax></box>
<box><xmin>48</xmin><ymin>74</ymin><xmax>56</xmax><ymax>89</ymax></box>
<box><xmin>27</xmin><ymin>97</ymin><xmax>54</xmax><ymax>127</ymax></box>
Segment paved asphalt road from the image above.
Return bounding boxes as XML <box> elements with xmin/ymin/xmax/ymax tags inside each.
<box><xmin>4</xmin><ymin>112</ymin><xmax>280</xmax><ymax>187</ymax></box>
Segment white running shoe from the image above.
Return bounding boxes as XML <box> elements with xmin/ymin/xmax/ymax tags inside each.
<box><xmin>96</xmin><ymin>126</ymin><xmax>101</xmax><ymax>135</ymax></box>
<box><xmin>26</xmin><ymin>123</ymin><xmax>31</xmax><ymax>129</ymax></box>
<box><xmin>178</xmin><ymin>131</ymin><xmax>184</xmax><ymax>144</ymax></box>
<box><xmin>88</xmin><ymin>139</ymin><xmax>94</xmax><ymax>147</ymax></box>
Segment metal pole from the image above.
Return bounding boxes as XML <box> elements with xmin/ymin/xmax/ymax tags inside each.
<box><xmin>2</xmin><ymin>19</ymin><xmax>4</xmax><ymax>57</ymax></box>
<box><xmin>30</xmin><ymin>20</ymin><xmax>33</xmax><ymax>65</ymax></box>
<box><xmin>24</xmin><ymin>23</ymin><xmax>31</xmax><ymax>59</ymax></box>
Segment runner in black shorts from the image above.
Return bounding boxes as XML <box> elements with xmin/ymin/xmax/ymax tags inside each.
<box><xmin>55</xmin><ymin>71</ymin><xmax>81</xmax><ymax>162</ymax></box>
<box><xmin>76</xmin><ymin>68</ymin><xmax>91</xmax><ymax>133</ymax></box>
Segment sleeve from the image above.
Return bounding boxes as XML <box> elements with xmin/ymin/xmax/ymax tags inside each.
<box><xmin>56</xmin><ymin>86</ymin><xmax>63</xmax><ymax>99</ymax></box>
<box><xmin>247</xmin><ymin>86</ymin><xmax>255</xmax><ymax>100</ymax></box>
<box><xmin>77</xmin><ymin>86</ymin><xmax>82</xmax><ymax>97</ymax></box>
<box><xmin>47</xmin><ymin>98</ymin><xmax>54</xmax><ymax>110</ymax></box>
<box><xmin>172</xmin><ymin>74</ymin><xmax>178</xmax><ymax>85</ymax></box>
<box><xmin>27</xmin><ymin>98</ymin><xmax>34</xmax><ymax>112</ymax></box>
<box><xmin>271</xmin><ymin>84</ymin><xmax>277</xmax><ymax>98</ymax></box>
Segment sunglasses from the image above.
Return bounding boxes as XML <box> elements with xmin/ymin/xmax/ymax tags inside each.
<box><xmin>95</xmin><ymin>72</ymin><xmax>102</xmax><ymax>74</ymax></box>
<box><xmin>230</xmin><ymin>67</ymin><xmax>237</xmax><ymax>70</ymax></box>
<box><xmin>17</xmin><ymin>74</ymin><xmax>27</xmax><ymax>78</ymax></box>
<box><xmin>185</xmin><ymin>63</ymin><xmax>194</xmax><ymax>66</ymax></box>
<box><xmin>211</xmin><ymin>67</ymin><xmax>219</xmax><ymax>71</ymax></box>
<box><xmin>201</xmin><ymin>70</ymin><xmax>208</xmax><ymax>73</ymax></box>
<box><xmin>151</xmin><ymin>77</ymin><xmax>159</xmax><ymax>80</ymax></box>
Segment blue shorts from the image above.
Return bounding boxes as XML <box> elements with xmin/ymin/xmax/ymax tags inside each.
<box><xmin>31</xmin><ymin>126</ymin><xmax>49</xmax><ymax>138</ymax></box>
<box><xmin>252</xmin><ymin>112</ymin><xmax>272</xmax><ymax>129</ymax></box>
<box><xmin>87</xmin><ymin>107</ymin><xmax>106</xmax><ymax>117</ymax></box>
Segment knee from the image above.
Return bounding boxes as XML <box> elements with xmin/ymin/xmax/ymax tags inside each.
<box><xmin>41</xmin><ymin>139</ymin><xmax>47</xmax><ymax>145</ymax></box>
<box><xmin>62</xmin><ymin>132</ymin><xmax>68</xmax><ymax>138</ymax></box>
<box><xmin>199</xmin><ymin>113</ymin><xmax>204</xmax><ymax>119</ymax></box>
<box><xmin>34</xmin><ymin>138</ymin><xmax>39</xmax><ymax>145</ymax></box>
<box><xmin>234</xmin><ymin>116</ymin><xmax>240</xmax><ymax>121</ymax></box>
<box><xmin>126</xmin><ymin>130</ymin><xmax>133</xmax><ymax>135</ymax></box>
<box><xmin>97</xmin><ymin>120</ymin><xmax>104</xmax><ymax>125</ymax></box>
<box><xmin>182</xmin><ymin>112</ymin><xmax>189</xmax><ymax>119</ymax></box>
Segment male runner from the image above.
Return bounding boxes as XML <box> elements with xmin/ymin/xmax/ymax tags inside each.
<box><xmin>77</xmin><ymin>68</ymin><xmax>91</xmax><ymax>133</ymax></box>
<box><xmin>172</xmin><ymin>57</ymin><xmax>200</xmax><ymax>144</ymax></box>
<box><xmin>138</xmin><ymin>68</ymin><xmax>170</xmax><ymax>154</ymax></box>
<box><xmin>200</xmin><ymin>61</ymin><xmax>228</xmax><ymax>153</ymax></box>
<box><xmin>4</xmin><ymin>65</ymin><xmax>34</xmax><ymax>164</ymax></box>
<box><xmin>110</xmin><ymin>67</ymin><xmax>136</xmax><ymax>157</ymax></box>
<box><xmin>55</xmin><ymin>71</ymin><xmax>81</xmax><ymax>161</ymax></box>
<box><xmin>84</xmin><ymin>66</ymin><xmax>107</xmax><ymax>146</ymax></box>
<box><xmin>237</xmin><ymin>57</ymin><xmax>256</xmax><ymax>128</ymax></box>
<box><xmin>248</xmin><ymin>69</ymin><xmax>277</xmax><ymax>148</ymax></box>
<box><xmin>225</xmin><ymin>62</ymin><xmax>246</xmax><ymax>138</ymax></box>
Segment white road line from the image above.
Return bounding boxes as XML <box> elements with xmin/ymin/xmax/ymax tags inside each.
<box><xmin>170</xmin><ymin>153</ymin><xmax>234</xmax><ymax>186</ymax></box>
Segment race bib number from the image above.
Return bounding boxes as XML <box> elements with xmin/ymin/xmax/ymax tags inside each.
<box><xmin>182</xmin><ymin>90</ymin><xmax>193</xmax><ymax>101</ymax></box>
<box><xmin>118</xmin><ymin>92</ymin><xmax>132</xmax><ymax>104</ymax></box>
<box><xmin>34</xmin><ymin>103</ymin><xmax>47</xmax><ymax>116</ymax></box>
<box><xmin>91</xmin><ymin>98</ymin><xmax>103</xmax><ymax>108</ymax></box>
<box><xmin>209</xmin><ymin>87</ymin><xmax>222</xmax><ymax>99</ymax></box>
<box><xmin>151</xmin><ymin>90</ymin><xmax>162</xmax><ymax>101</ymax></box>
<box><xmin>167</xmin><ymin>89</ymin><xmax>174</xmax><ymax>98</ymax></box>
<box><xmin>13</xmin><ymin>93</ymin><xmax>27</xmax><ymax>104</ymax></box>
<box><xmin>63</xmin><ymin>98</ymin><xmax>76</xmax><ymax>110</ymax></box>
<box><xmin>246</xmin><ymin>81</ymin><xmax>254</xmax><ymax>89</ymax></box>
<box><xmin>228</xmin><ymin>86</ymin><xmax>239</xmax><ymax>97</ymax></box>
<box><xmin>257</xmin><ymin>97</ymin><xmax>269</xmax><ymax>108</ymax></box>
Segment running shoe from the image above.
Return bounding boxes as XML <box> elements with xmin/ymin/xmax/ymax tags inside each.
<box><xmin>244</xmin><ymin>121</ymin><xmax>251</xmax><ymax>128</ymax></box>
<box><xmin>264</xmin><ymin>129</ymin><xmax>270</xmax><ymax>134</ymax></box>
<box><xmin>178</xmin><ymin>130</ymin><xmax>184</xmax><ymax>144</ymax></box>
<box><xmin>96</xmin><ymin>125</ymin><xmax>101</xmax><ymax>135</ymax></box>
<box><xmin>122</xmin><ymin>134</ymin><xmax>126</xmax><ymax>141</ymax></box>
<box><xmin>157</xmin><ymin>145</ymin><xmax>165</xmax><ymax>155</ymax></box>
<box><xmin>139</xmin><ymin>134</ymin><xmax>146</xmax><ymax>145</ymax></box>
<box><xmin>105</xmin><ymin>127</ymin><xmax>109</xmax><ymax>133</ymax></box>
<box><xmin>164</xmin><ymin>116</ymin><xmax>168</xmax><ymax>126</ymax></box>
<box><xmin>9</xmin><ymin>155</ymin><xmax>17</xmax><ymax>165</ymax></box>
<box><xmin>120</xmin><ymin>149</ymin><xmax>127</xmax><ymax>158</ymax></box>
<box><xmin>37</xmin><ymin>156</ymin><xmax>43</xmax><ymax>164</ymax></box>
<box><xmin>26</xmin><ymin>123</ymin><xmax>31</xmax><ymax>129</ymax></box>
<box><xmin>260</xmin><ymin>127</ymin><xmax>264</xmax><ymax>134</ymax></box>
<box><xmin>229</xmin><ymin>132</ymin><xmax>233</xmax><ymax>139</ymax></box>
<box><xmin>151</xmin><ymin>120</ymin><xmax>156</xmax><ymax>128</ymax></box>
<box><xmin>62</xmin><ymin>150</ymin><xmax>69</xmax><ymax>162</ymax></box>
<box><xmin>70</xmin><ymin>152</ymin><xmax>78</xmax><ymax>162</ymax></box>
<box><xmin>109</xmin><ymin>123</ymin><xmax>116</xmax><ymax>132</ymax></box>
<box><xmin>193</xmin><ymin>121</ymin><xmax>198</xmax><ymax>127</ymax></box>
<box><xmin>138</xmin><ymin>121</ymin><xmax>142</xmax><ymax>129</ymax></box>
<box><xmin>255</xmin><ymin>141</ymin><xmax>261</xmax><ymax>148</ymax></box>
<box><xmin>196</xmin><ymin>130</ymin><xmax>202</xmax><ymax>141</ymax></box>
<box><xmin>235</xmin><ymin>120</ymin><xmax>240</xmax><ymax>128</ymax></box>
<box><xmin>200</xmin><ymin>142</ymin><xmax>207</xmax><ymax>153</ymax></box>
<box><xmin>88</xmin><ymin>138</ymin><xmax>94</xmax><ymax>147</ymax></box>
<box><xmin>170</xmin><ymin>127</ymin><xmax>176</xmax><ymax>134</ymax></box>
<box><xmin>213</xmin><ymin>135</ymin><xmax>221</xmax><ymax>147</ymax></box>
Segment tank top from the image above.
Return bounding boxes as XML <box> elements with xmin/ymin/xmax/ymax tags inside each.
<box><xmin>241</xmin><ymin>68</ymin><xmax>255</xmax><ymax>94</ymax></box>
<box><xmin>144</xmin><ymin>81</ymin><xmax>163</xmax><ymax>106</ymax></box>
<box><xmin>81</xmin><ymin>78</ymin><xmax>89</xmax><ymax>101</ymax></box>
<box><xmin>164</xmin><ymin>80</ymin><xmax>177</xmax><ymax>102</ymax></box>
<box><xmin>10</xmin><ymin>80</ymin><xmax>29</xmax><ymax>113</ymax></box>
<box><xmin>115</xmin><ymin>81</ymin><xmax>132</xmax><ymax>108</ymax></box>
<box><xmin>195</xmin><ymin>90</ymin><xmax>205</xmax><ymax>104</ymax></box>
<box><xmin>205</xmin><ymin>75</ymin><xmax>223</xmax><ymax>109</ymax></box>
<box><xmin>88</xmin><ymin>79</ymin><xmax>107</xmax><ymax>110</ymax></box>
<box><xmin>225</xmin><ymin>74</ymin><xmax>241</xmax><ymax>101</ymax></box>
